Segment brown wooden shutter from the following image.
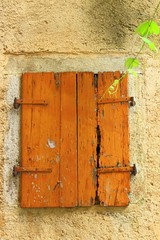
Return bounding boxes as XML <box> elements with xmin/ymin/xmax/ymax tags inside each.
<box><xmin>97</xmin><ymin>72</ymin><xmax>130</xmax><ymax>206</ymax></box>
<box><xmin>16</xmin><ymin>71</ymin><xmax>132</xmax><ymax>208</ymax></box>
<box><xmin>21</xmin><ymin>72</ymin><xmax>78</xmax><ymax>207</ymax></box>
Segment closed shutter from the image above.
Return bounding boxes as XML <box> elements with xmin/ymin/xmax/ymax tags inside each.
<box><xmin>97</xmin><ymin>72</ymin><xmax>130</xmax><ymax>206</ymax></box>
<box><xmin>14</xmin><ymin>71</ymin><xmax>135</xmax><ymax>208</ymax></box>
<box><xmin>20</xmin><ymin>72</ymin><xmax>77</xmax><ymax>207</ymax></box>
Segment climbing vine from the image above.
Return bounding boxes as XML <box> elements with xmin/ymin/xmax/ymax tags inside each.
<box><xmin>101</xmin><ymin>1</ymin><xmax>160</xmax><ymax>99</ymax></box>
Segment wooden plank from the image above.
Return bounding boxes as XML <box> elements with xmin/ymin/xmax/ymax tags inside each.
<box><xmin>59</xmin><ymin>72</ymin><xmax>77</xmax><ymax>207</ymax></box>
<box><xmin>21</xmin><ymin>72</ymin><xmax>60</xmax><ymax>207</ymax></box>
<box><xmin>37</xmin><ymin>72</ymin><xmax>60</xmax><ymax>207</ymax></box>
<box><xmin>77</xmin><ymin>72</ymin><xmax>97</xmax><ymax>206</ymax></box>
<box><xmin>119</xmin><ymin>74</ymin><xmax>130</xmax><ymax>199</ymax></box>
<box><xmin>21</xmin><ymin>73</ymin><xmax>33</xmax><ymax>207</ymax></box>
<box><xmin>98</xmin><ymin>72</ymin><xmax>130</xmax><ymax>206</ymax></box>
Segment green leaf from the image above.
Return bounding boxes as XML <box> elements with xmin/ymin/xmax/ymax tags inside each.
<box><xmin>135</xmin><ymin>21</ymin><xmax>150</xmax><ymax>36</ymax></box>
<box><xmin>150</xmin><ymin>21</ymin><xmax>160</xmax><ymax>35</ymax></box>
<box><xmin>125</xmin><ymin>58</ymin><xmax>140</xmax><ymax>69</ymax></box>
<box><xmin>127</xmin><ymin>69</ymin><xmax>137</xmax><ymax>77</ymax></box>
<box><xmin>135</xmin><ymin>20</ymin><xmax>160</xmax><ymax>37</ymax></box>
<box><xmin>141</xmin><ymin>37</ymin><xmax>158</xmax><ymax>52</ymax></box>
<box><xmin>112</xmin><ymin>79</ymin><xmax>119</xmax><ymax>87</ymax></box>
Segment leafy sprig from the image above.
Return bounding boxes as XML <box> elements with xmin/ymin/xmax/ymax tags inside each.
<box><xmin>100</xmin><ymin>2</ymin><xmax>160</xmax><ymax>99</ymax></box>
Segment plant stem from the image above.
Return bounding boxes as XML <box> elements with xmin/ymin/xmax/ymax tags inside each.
<box><xmin>153</xmin><ymin>1</ymin><xmax>160</xmax><ymax>18</ymax></box>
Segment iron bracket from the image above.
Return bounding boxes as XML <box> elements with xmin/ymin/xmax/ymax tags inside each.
<box><xmin>13</xmin><ymin>165</ymin><xmax>52</xmax><ymax>177</ymax></box>
<box><xmin>98</xmin><ymin>97</ymin><xmax>136</xmax><ymax>107</ymax></box>
<box><xmin>97</xmin><ymin>164</ymin><xmax>137</xmax><ymax>176</ymax></box>
<box><xmin>13</xmin><ymin>98</ymin><xmax>48</xmax><ymax>109</ymax></box>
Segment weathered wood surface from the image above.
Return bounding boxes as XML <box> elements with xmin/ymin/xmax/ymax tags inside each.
<box><xmin>20</xmin><ymin>72</ymin><xmax>130</xmax><ymax>207</ymax></box>
<box><xmin>98</xmin><ymin>72</ymin><xmax>130</xmax><ymax>206</ymax></box>
<box><xmin>21</xmin><ymin>73</ymin><xmax>60</xmax><ymax>207</ymax></box>
<box><xmin>60</xmin><ymin>72</ymin><xmax>77</xmax><ymax>207</ymax></box>
<box><xmin>77</xmin><ymin>72</ymin><xmax>97</xmax><ymax>206</ymax></box>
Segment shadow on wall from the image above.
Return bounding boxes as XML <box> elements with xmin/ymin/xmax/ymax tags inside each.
<box><xmin>88</xmin><ymin>0</ymin><xmax>149</xmax><ymax>49</ymax></box>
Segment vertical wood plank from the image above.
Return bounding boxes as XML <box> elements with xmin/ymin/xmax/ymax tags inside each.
<box><xmin>21</xmin><ymin>72</ymin><xmax>60</xmax><ymax>207</ymax></box>
<box><xmin>77</xmin><ymin>72</ymin><xmax>97</xmax><ymax>206</ymax></box>
<box><xmin>60</xmin><ymin>72</ymin><xmax>77</xmax><ymax>207</ymax></box>
<box><xmin>98</xmin><ymin>72</ymin><xmax>130</xmax><ymax>206</ymax></box>
<box><xmin>120</xmin><ymin>74</ymin><xmax>130</xmax><ymax>197</ymax></box>
<box><xmin>37</xmin><ymin>72</ymin><xmax>60</xmax><ymax>207</ymax></box>
<box><xmin>21</xmin><ymin>73</ymin><xmax>33</xmax><ymax>207</ymax></box>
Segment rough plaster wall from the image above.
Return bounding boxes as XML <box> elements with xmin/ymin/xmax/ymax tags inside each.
<box><xmin>0</xmin><ymin>0</ymin><xmax>160</xmax><ymax>239</ymax></box>
<box><xmin>3</xmin><ymin>0</ymin><xmax>156</xmax><ymax>54</ymax></box>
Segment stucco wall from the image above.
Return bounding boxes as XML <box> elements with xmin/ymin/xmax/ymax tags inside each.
<box><xmin>0</xmin><ymin>0</ymin><xmax>160</xmax><ymax>239</ymax></box>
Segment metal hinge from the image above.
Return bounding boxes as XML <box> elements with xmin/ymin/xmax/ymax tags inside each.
<box><xmin>55</xmin><ymin>73</ymin><xmax>61</xmax><ymax>88</ymax></box>
<box><xmin>98</xmin><ymin>97</ymin><xmax>136</xmax><ymax>107</ymax></box>
<box><xmin>94</xmin><ymin>74</ymin><xmax>98</xmax><ymax>88</ymax></box>
<box><xmin>97</xmin><ymin>164</ymin><xmax>137</xmax><ymax>176</ymax></box>
<box><xmin>13</xmin><ymin>165</ymin><xmax>52</xmax><ymax>177</ymax></box>
<box><xmin>13</xmin><ymin>98</ymin><xmax>48</xmax><ymax>109</ymax></box>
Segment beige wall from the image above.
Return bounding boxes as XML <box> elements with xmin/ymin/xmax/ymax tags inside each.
<box><xmin>0</xmin><ymin>1</ymin><xmax>160</xmax><ymax>239</ymax></box>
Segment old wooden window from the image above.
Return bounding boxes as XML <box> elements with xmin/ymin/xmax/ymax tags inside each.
<box><xmin>13</xmin><ymin>72</ymin><xmax>136</xmax><ymax>208</ymax></box>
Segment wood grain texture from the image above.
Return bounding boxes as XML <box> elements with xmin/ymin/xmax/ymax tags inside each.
<box><xmin>77</xmin><ymin>72</ymin><xmax>97</xmax><ymax>206</ymax></box>
<box><xmin>21</xmin><ymin>72</ymin><xmax>60</xmax><ymax>207</ymax></box>
<box><xmin>59</xmin><ymin>72</ymin><xmax>77</xmax><ymax>207</ymax></box>
<box><xmin>98</xmin><ymin>72</ymin><xmax>130</xmax><ymax>206</ymax></box>
<box><xmin>20</xmin><ymin>71</ymin><xmax>130</xmax><ymax>208</ymax></box>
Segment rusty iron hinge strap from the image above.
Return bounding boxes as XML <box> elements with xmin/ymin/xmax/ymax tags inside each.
<box><xmin>97</xmin><ymin>164</ymin><xmax>137</xmax><ymax>176</ymax></box>
<box><xmin>13</xmin><ymin>98</ymin><xmax>48</xmax><ymax>109</ymax></box>
<box><xmin>13</xmin><ymin>166</ymin><xmax>52</xmax><ymax>177</ymax></box>
<box><xmin>98</xmin><ymin>97</ymin><xmax>136</xmax><ymax>107</ymax></box>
